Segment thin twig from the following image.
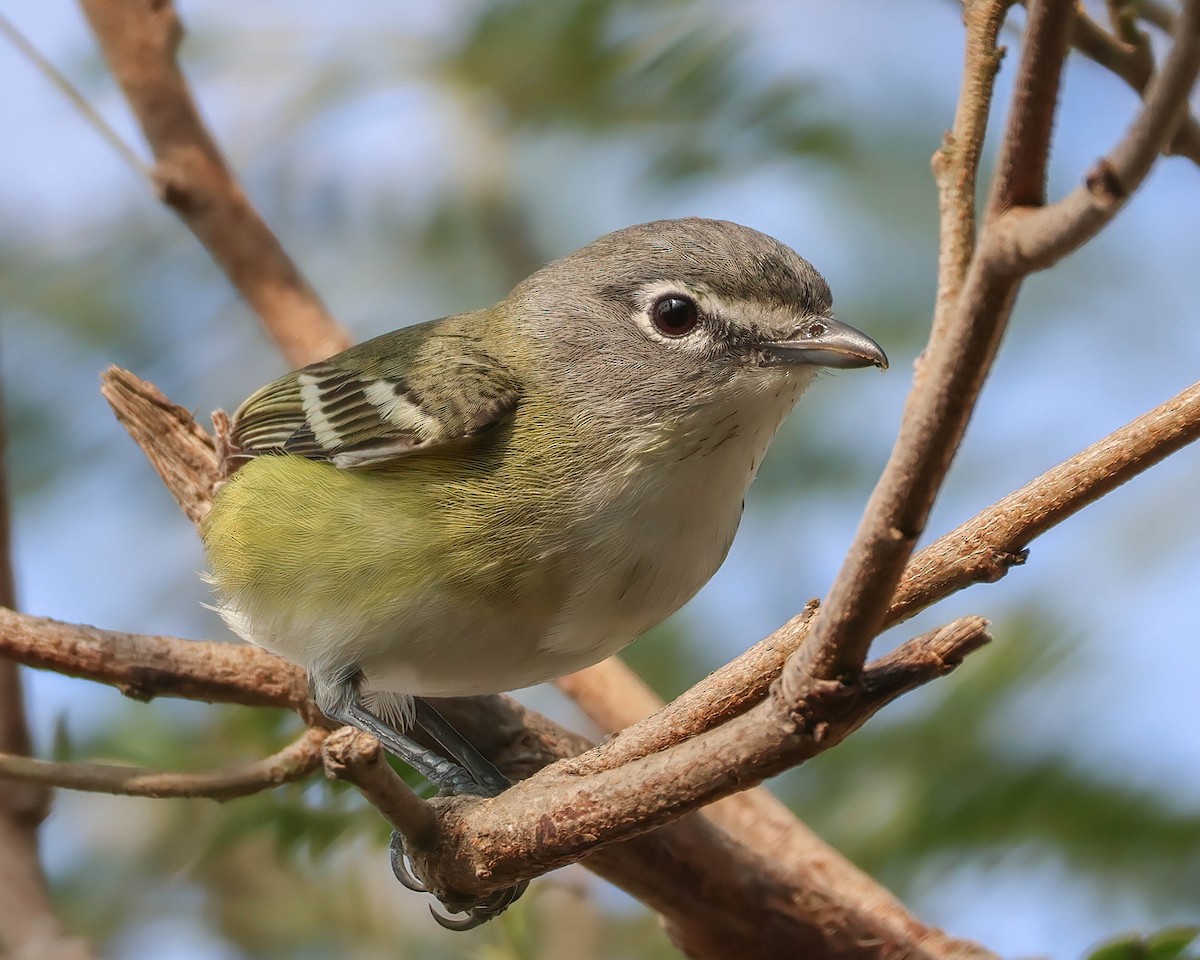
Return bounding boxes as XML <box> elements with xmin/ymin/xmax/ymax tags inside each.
<box><xmin>0</xmin><ymin>728</ymin><xmax>326</xmax><ymax>801</ymax></box>
<box><xmin>931</xmin><ymin>0</ymin><xmax>1012</xmax><ymax>329</ymax></box>
<box><xmin>990</xmin><ymin>0</ymin><xmax>1200</xmax><ymax>272</ymax></box>
<box><xmin>1136</xmin><ymin>0</ymin><xmax>1184</xmax><ymax>33</ymax></box>
<box><xmin>320</xmin><ymin>728</ymin><xmax>437</xmax><ymax>846</ymax></box>
<box><xmin>989</xmin><ymin>0</ymin><xmax>1077</xmax><ymax>212</ymax></box>
<box><xmin>892</xmin><ymin>378</ymin><xmax>1200</xmax><ymax>620</ymax></box>
<box><xmin>0</xmin><ymin>11</ymin><xmax>150</xmax><ymax>179</ymax></box>
<box><xmin>1087</xmin><ymin>1</ymin><xmax>1157</xmax><ymax>86</ymax></box>
<box><xmin>77</xmin><ymin>0</ymin><xmax>351</xmax><ymax>368</ymax></box>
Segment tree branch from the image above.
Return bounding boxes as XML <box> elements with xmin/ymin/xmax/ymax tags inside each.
<box><xmin>0</xmin><ymin>728</ymin><xmax>325</xmax><ymax>801</ymax></box>
<box><xmin>408</xmin><ymin>618</ymin><xmax>989</xmax><ymax>899</ymax></box>
<box><xmin>1072</xmin><ymin>1</ymin><xmax>1200</xmax><ymax>165</ymax></box>
<box><xmin>931</xmin><ymin>0</ymin><xmax>1012</xmax><ymax>325</ymax></box>
<box><xmin>77</xmin><ymin>0</ymin><xmax>350</xmax><ymax>368</ymax></box>
<box><xmin>0</xmin><ymin>607</ymin><xmax>313</xmax><ymax>718</ymax></box>
<box><xmin>320</xmin><ymin>728</ymin><xmax>437</xmax><ymax>846</ymax></box>
<box><xmin>0</xmin><ymin>350</ymin><xmax>95</xmax><ymax>958</ymax></box>
<box><xmin>0</xmin><ymin>603</ymin><xmax>998</xmax><ymax>959</ymax></box>
<box><xmin>989</xmin><ymin>0</ymin><xmax>1200</xmax><ymax>272</ymax></box>
<box><xmin>989</xmin><ymin>0</ymin><xmax>1077</xmax><ymax>212</ymax></box>
<box><xmin>783</xmin><ymin>0</ymin><xmax>1077</xmax><ymax>695</ymax></box>
<box><xmin>0</xmin><ymin>600</ymin><xmax>986</xmax><ymax>898</ymax></box>
<box><xmin>558</xmin><ymin>637</ymin><xmax>1003</xmax><ymax>960</ymax></box>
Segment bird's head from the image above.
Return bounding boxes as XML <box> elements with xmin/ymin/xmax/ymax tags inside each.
<box><xmin>503</xmin><ymin>217</ymin><xmax>887</xmax><ymax>438</ymax></box>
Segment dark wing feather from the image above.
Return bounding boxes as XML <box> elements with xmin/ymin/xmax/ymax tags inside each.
<box><xmin>229</xmin><ymin>321</ymin><xmax>521</xmax><ymax>469</ymax></box>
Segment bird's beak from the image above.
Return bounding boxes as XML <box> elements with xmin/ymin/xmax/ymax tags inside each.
<box><xmin>758</xmin><ymin>316</ymin><xmax>888</xmax><ymax>371</ymax></box>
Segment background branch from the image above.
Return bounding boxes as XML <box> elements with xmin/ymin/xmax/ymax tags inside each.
<box><xmin>0</xmin><ymin>12</ymin><xmax>148</xmax><ymax>177</ymax></box>
<box><xmin>77</xmin><ymin>0</ymin><xmax>350</xmax><ymax>368</ymax></box>
<box><xmin>0</xmin><ymin>351</ymin><xmax>94</xmax><ymax>958</ymax></box>
<box><xmin>1072</xmin><ymin>0</ymin><xmax>1200</xmax><ymax>164</ymax></box>
<box><xmin>990</xmin><ymin>0</ymin><xmax>1200</xmax><ymax>272</ymax></box>
<box><xmin>932</xmin><ymin>0</ymin><xmax>1012</xmax><ymax>324</ymax></box>
<box><xmin>989</xmin><ymin>0</ymin><xmax>1076</xmax><ymax>211</ymax></box>
<box><xmin>0</xmin><ymin>728</ymin><xmax>325</xmax><ymax>801</ymax></box>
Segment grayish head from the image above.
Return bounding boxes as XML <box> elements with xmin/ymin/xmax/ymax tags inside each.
<box><xmin>502</xmin><ymin>218</ymin><xmax>886</xmax><ymax>431</ymax></box>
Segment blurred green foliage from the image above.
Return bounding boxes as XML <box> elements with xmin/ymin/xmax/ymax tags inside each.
<box><xmin>1088</xmin><ymin>928</ymin><xmax>1199</xmax><ymax>960</ymax></box>
<box><xmin>445</xmin><ymin>0</ymin><xmax>849</xmax><ymax>180</ymax></box>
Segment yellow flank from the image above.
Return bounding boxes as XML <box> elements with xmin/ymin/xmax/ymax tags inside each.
<box><xmin>204</xmin><ymin>452</ymin><xmax>520</xmax><ymax>621</ymax></box>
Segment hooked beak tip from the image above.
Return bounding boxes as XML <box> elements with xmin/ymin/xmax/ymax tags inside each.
<box><xmin>760</xmin><ymin>316</ymin><xmax>888</xmax><ymax>372</ymax></box>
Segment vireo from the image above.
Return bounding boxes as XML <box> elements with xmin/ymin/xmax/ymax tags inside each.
<box><xmin>203</xmin><ymin>217</ymin><xmax>886</xmax><ymax>799</ymax></box>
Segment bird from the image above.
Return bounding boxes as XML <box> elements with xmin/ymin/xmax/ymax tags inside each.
<box><xmin>201</xmin><ymin>217</ymin><xmax>886</xmax><ymax>925</ymax></box>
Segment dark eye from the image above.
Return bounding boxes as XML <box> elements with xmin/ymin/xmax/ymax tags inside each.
<box><xmin>651</xmin><ymin>295</ymin><xmax>700</xmax><ymax>337</ymax></box>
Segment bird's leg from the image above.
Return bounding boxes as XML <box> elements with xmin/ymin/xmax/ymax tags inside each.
<box><xmin>398</xmin><ymin>700</ymin><xmax>529</xmax><ymax>928</ymax></box>
<box><xmin>312</xmin><ymin>669</ymin><xmax>529</xmax><ymax>929</ymax></box>
<box><xmin>310</xmin><ymin>669</ymin><xmax>489</xmax><ymax>797</ymax></box>
<box><xmin>412</xmin><ymin>698</ymin><xmax>510</xmax><ymax>797</ymax></box>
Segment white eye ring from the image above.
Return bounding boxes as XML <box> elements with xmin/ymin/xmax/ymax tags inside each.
<box><xmin>632</xmin><ymin>281</ymin><xmax>713</xmax><ymax>347</ymax></box>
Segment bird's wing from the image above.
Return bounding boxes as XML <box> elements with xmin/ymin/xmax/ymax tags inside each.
<box><xmin>229</xmin><ymin>322</ymin><xmax>522</xmax><ymax>469</ymax></box>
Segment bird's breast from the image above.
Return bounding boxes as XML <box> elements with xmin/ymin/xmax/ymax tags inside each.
<box><xmin>534</xmin><ymin>382</ymin><xmax>804</xmax><ymax>663</ymax></box>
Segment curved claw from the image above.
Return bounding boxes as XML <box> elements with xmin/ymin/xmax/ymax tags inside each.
<box><xmin>430</xmin><ymin>904</ymin><xmax>489</xmax><ymax>931</ymax></box>
<box><xmin>389</xmin><ymin>826</ymin><xmax>529</xmax><ymax>931</ymax></box>
<box><xmin>429</xmin><ymin>879</ymin><xmax>531</xmax><ymax>931</ymax></box>
<box><xmin>388</xmin><ymin>831</ymin><xmax>428</xmax><ymax>893</ymax></box>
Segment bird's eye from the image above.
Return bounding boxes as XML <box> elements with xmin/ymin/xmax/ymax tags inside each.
<box><xmin>651</xmin><ymin>295</ymin><xmax>700</xmax><ymax>337</ymax></box>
